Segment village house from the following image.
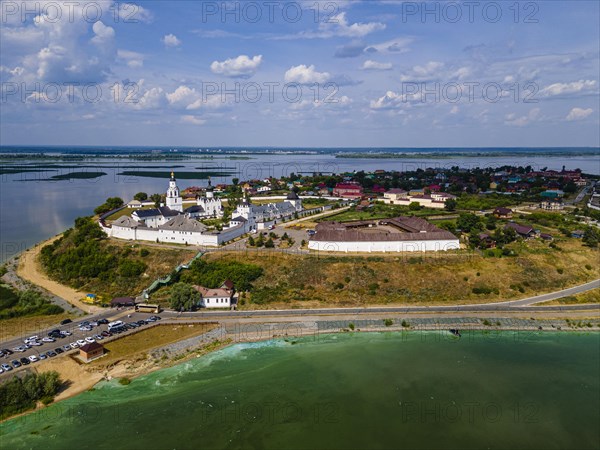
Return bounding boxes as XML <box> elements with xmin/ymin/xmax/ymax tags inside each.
<box><xmin>193</xmin><ymin>281</ymin><xmax>236</xmax><ymax>309</ymax></box>
<box><xmin>333</xmin><ymin>182</ymin><xmax>364</xmax><ymax>199</ymax></box>
<box><xmin>493</xmin><ymin>207</ymin><xmax>513</xmax><ymax>219</ymax></box>
<box><xmin>505</xmin><ymin>222</ymin><xmax>537</xmax><ymax>239</ymax></box>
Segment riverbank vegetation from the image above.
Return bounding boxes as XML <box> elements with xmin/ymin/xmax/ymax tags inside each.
<box><xmin>0</xmin><ymin>284</ymin><xmax>64</xmax><ymax>320</ymax></box>
<box><xmin>0</xmin><ymin>371</ymin><xmax>62</xmax><ymax>420</ymax></box>
<box><xmin>39</xmin><ymin>217</ymin><xmax>196</xmax><ymax>299</ymax></box>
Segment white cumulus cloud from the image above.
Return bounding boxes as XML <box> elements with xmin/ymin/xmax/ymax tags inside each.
<box><xmin>181</xmin><ymin>115</ymin><xmax>206</xmax><ymax>125</ymax></box>
<box><xmin>361</xmin><ymin>60</ymin><xmax>392</xmax><ymax>71</ymax></box>
<box><xmin>284</xmin><ymin>64</ymin><xmax>330</xmax><ymax>84</ymax></box>
<box><xmin>566</xmin><ymin>107</ymin><xmax>593</xmax><ymax>121</ymax></box>
<box><xmin>91</xmin><ymin>21</ymin><xmax>115</xmax><ymax>45</ymax></box>
<box><xmin>540</xmin><ymin>80</ymin><xmax>597</xmax><ymax>97</ymax></box>
<box><xmin>210</xmin><ymin>55</ymin><xmax>262</xmax><ymax>78</ymax></box>
<box><xmin>162</xmin><ymin>34</ymin><xmax>181</xmax><ymax>48</ymax></box>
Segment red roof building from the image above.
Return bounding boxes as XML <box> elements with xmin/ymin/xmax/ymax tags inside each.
<box><xmin>333</xmin><ymin>182</ymin><xmax>364</xmax><ymax>199</ymax></box>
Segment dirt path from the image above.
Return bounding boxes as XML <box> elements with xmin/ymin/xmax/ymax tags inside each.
<box><xmin>16</xmin><ymin>236</ymin><xmax>102</xmax><ymax>314</ymax></box>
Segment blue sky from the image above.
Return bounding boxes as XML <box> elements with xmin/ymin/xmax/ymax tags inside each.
<box><xmin>1</xmin><ymin>0</ymin><xmax>599</xmax><ymax>147</ymax></box>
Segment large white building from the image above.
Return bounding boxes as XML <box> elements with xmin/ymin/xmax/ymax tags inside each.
<box><xmin>231</xmin><ymin>191</ymin><xmax>303</xmax><ymax>231</ymax></box>
<box><xmin>382</xmin><ymin>189</ymin><xmax>456</xmax><ymax>209</ymax></box>
<box><xmin>102</xmin><ymin>173</ymin><xmax>305</xmax><ymax>246</ymax></box>
<box><xmin>308</xmin><ymin>216</ymin><xmax>460</xmax><ymax>253</ymax></box>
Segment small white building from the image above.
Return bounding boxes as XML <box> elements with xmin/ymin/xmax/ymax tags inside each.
<box><xmin>193</xmin><ymin>283</ymin><xmax>236</xmax><ymax>309</ymax></box>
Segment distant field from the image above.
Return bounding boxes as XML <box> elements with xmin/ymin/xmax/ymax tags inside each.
<box><xmin>0</xmin><ymin>313</ymin><xmax>73</xmax><ymax>342</ymax></box>
<box><xmin>90</xmin><ymin>323</ymin><xmax>217</xmax><ymax>367</ymax></box>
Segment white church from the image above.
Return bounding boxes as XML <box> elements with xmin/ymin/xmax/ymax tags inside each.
<box><xmin>100</xmin><ymin>172</ymin><xmax>304</xmax><ymax>247</ymax></box>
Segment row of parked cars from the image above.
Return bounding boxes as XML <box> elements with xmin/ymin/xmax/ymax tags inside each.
<box><xmin>0</xmin><ymin>316</ymin><xmax>162</xmax><ymax>373</ymax></box>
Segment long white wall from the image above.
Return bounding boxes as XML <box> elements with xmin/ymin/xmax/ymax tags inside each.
<box><xmin>308</xmin><ymin>239</ymin><xmax>460</xmax><ymax>253</ymax></box>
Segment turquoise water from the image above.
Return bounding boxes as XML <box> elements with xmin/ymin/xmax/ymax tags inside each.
<box><xmin>1</xmin><ymin>332</ymin><xmax>599</xmax><ymax>450</ymax></box>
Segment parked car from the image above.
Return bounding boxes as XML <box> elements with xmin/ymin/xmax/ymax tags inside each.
<box><xmin>2</xmin><ymin>349</ymin><xmax>13</xmax><ymax>355</ymax></box>
<box><xmin>19</xmin><ymin>357</ymin><xmax>30</xmax><ymax>365</ymax></box>
<box><xmin>28</xmin><ymin>355</ymin><xmax>39</xmax><ymax>362</ymax></box>
<box><xmin>60</xmin><ymin>319</ymin><xmax>72</xmax><ymax>325</ymax></box>
<box><xmin>42</xmin><ymin>337</ymin><xmax>56</xmax><ymax>343</ymax></box>
<box><xmin>150</xmin><ymin>316</ymin><xmax>162</xmax><ymax>321</ymax></box>
<box><xmin>29</xmin><ymin>341</ymin><xmax>42</xmax><ymax>346</ymax></box>
<box><xmin>1</xmin><ymin>363</ymin><xmax>12</xmax><ymax>371</ymax></box>
<box><xmin>94</xmin><ymin>334</ymin><xmax>103</xmax><ymax>340</ymax></box>
<box><xmin>46</xmin><ymin>351</ymin><xmax>57</xmax><ymax>357</ymax></box>
<box><xmin>48</xmin><ymin>329</ymin><xmax>61</xmax><ymax>336</ymax></box>
<box><xmin>39</xmin><ymin>354</ymin><xmax>47</xmax><ymax>360</ymax></box>
<box><xmin>11</xmin><ymin>360</ymin><xmax>21</xmax><ymax>368</ymax></box>
<box><xmin>84</xmin><ymin>337</ymin><xmax>95</xmax><ymax>344</ymax></box>
<box><xmin>63</xmin><ymin>345</ymin><xmax>71</xmax><ymax>351</ymax></box>
<box><xmin>54</xmin><ymin>347</ymin><xmax>64</xmax><ymax>354</ymax></box>
<box><xmin>77</xmin><ymin>339</ymin><xmax>86</xmax><ymax>346</ymax></box>
<box><xmin>70</xmin><ymin>342</ymin><xmax>79</xmax><ymax>349</ymax></box>
<box><xmin>101</xmin><ymin>331</ymin><xmax>111</xmax><ymax>337</ymax></box>
<box><xmin>98</xmin><ymin>319</ymin><xmax>109</xmax><ymax>325</ymax></box>
<box><xmin>60</xmin><ymin>330</ymin><xmax>72</xmax><ymax>337</ymax></box>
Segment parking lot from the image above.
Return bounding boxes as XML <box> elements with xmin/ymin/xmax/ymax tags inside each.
<box><xmin>0</xmin><ymin>310</ymin><xmax>162</xmax><ymax>377</ymax></box>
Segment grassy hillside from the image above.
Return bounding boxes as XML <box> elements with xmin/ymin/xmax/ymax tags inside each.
<box><xmin>40</xmin><ymin>217</ymin><xmax>196</xmax><ymax>299</ymax></box>
<box><xmin>201</xmin><ymin>239</ymin><xmax>599</xmax><ymax>309</ymax></box>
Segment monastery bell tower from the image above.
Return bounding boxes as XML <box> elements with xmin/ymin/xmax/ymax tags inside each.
<box><xmin>165</xmin><ymin>171</ymin><xmax>183</xmax><ymax>212</ymax></box>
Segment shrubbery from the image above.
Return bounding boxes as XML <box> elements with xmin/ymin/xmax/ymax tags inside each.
<box><xmin>180</xmin><ymin>259</ymin><xmax>263</xmax><ymax>292</ymax></box>
<box><xmin>0</xmin><ymin>285</ymin><xmax>64</xmax><ymax>320</ymax></box>
<box><xmin>40</xmin><ymin>216</ymin><xmax>147</xmax><ymax>289</ymax></box>
<box><xmin>0</xmin><ymin>371</ymin><xmax>62</xmax><ymax>420</ymax></box>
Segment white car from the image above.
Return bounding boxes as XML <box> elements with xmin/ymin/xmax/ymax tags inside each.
<box><xmin>90</xmin><ymin>321</ymin><xmax>98</xmax><ymax>327</ymax></box>
<box><xmin>42</xmin><ymin>337</ymin><xmax>55</xmax><ymax>343</ymax></box>
<box><xmin>29</xmin><ymin>341</ymin><xmax>42</xmax><ymax>346</ymax></box>
<box><xmin>94</xmin><ymin>334</ymin><xmax>103</xmax><ymax>340</ymax></box>
<box><xmin>77</xmin><ymin>339</ymin><xmax>86</xmax><ymax>346</ymax></box>
<box><xmin>70</xmin><ymin>342</ymin><xmax>79</xmax><ymax>349</ymax></box>
<box><xmin>39</xmin><ymin>354</ymin><xmax>47</xmax><ymax>360</ymax></box>
<box><xmin>85</xmin><ymin>337</ymin><xmax>95</xmax><ymax>344</ymax></box>
<box><xmin>79</xmin><ymin>326</ymin><xmax>92</xmax><ymax>332</ymax></box>
<box><xmin>28</xmin><ymin>355</ymin><xmax>39</xmax><ymax>362</ymax></box>
<box><xmin>60</xmin><ymin>330</ymin><xmax>72</xmax><ymax>336</ymax></box>
<box><xmin>24</xmin><ymin>336</ymin><xmax>39</xmax><ymax>343</ymax></box>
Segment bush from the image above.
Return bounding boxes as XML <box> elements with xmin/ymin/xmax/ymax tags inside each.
<box><xmin>118</xmin><ymin>377</ymin><xmax>131</xmax><ymax>386</ymax></box>
<box><xmin>585</xmin><ymin>264</ymin><xmax>592</xmax><ymax>270</ymax></box>
<box><xmin>383</xmin><ymin>319</ymin><xmax>393</xmax><ymax>327</ymax></box>
<box><xmin>139</xmin><ymin>248</ymin><xmax>150</xmax><ymax>257</ymax></box>
<box><xmin>401</xmin><ymin>320</ymin><xmax>410</xmax><ymax>328</ymax></box>
<box><xmin>472</xmin><ymin>286</ymin><xmax>499</xmax><ymax>295</ymax></box>
<box><xmin>348</xmin><ymin>323</ymin><xmax>355</xmax><ymax>330</ymax></box>
<box><xmin>0</xmin><ymin>371</ymin><xmax>62</xmax><ymax>420</ymax></box>
<box><xmin>557</xmin><ymin>268</ymin><xmax>564</xmax><ymax>274</ymax></box>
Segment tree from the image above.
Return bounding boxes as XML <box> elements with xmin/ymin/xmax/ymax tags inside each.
<box><xmin>169</xmin><ymin>283</ymin><xmax>200</xmax><ymax>311</ymax></box>
<box><xmin>134</xmin><ymin>192</ymin><xmax>148</xmax><ymax>201</ymax></box>
<box><xmin>265</xmin><ymin>238</ymin><xmax>275</xmax><ymax>248</ymax></box>
<box><xmin>232</xmin><ymin>178</ymin><xmax>239</xmax><ymax>186</ymax></box>
<box><xmin>583</xmin><ymin>227</ymin><xmax>599</xmax><ymax>247</ymax></box>
<box><xmin>150</xmin><ymin>193</ymin><xmax>162</xmax><ymax>207</ymax></box>
<box><xmin>445</xmin><ymin>198</ymin><xmax>457</xmax><ymax>211</ymax></box>
<box><xmin>457</xmin><ymin>213</ymin><xmax>482</xmax><ymax>233</ymax></box>
<box><xmin>409</xmin><ymin>202</ymin><xmax>422</xmax><ymax>211</ymax></box>
<box><xmin>94</xmin><ymin>197</ymin><xmax>124</xmax><ymax>215</ymax></box>
<box><xmin>247</xmin><ymin>236</ymin><xmax>255</xmax><ymax>246</ymax></box>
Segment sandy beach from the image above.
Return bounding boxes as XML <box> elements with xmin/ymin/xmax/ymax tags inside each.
<box><xmin>16</xmin><ymin>235</ymin><xmax>102</xmax><ymax>314</ymax></box>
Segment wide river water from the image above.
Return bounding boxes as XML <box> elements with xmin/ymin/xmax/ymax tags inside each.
<box><xmin>1</xmin><ymin>151</ymin><xmax>599</xmax><ymax>262</ymax></box>
<box><xmin>1</xmin><ymin>331</ymin><xmax>598</xmax><ymax>449</ymax></box>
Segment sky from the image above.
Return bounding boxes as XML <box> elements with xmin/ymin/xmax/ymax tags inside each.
<box><xmin>1</xmin><ymin>0</ymin><xmax>599</xmax><ymax>148</ymax></box>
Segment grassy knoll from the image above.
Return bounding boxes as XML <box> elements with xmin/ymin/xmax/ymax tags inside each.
<box><xmin>539</xmin><ymin>289</ymin><xmax>600</xmax><ymax>306</ymax></box>
<box><xmin>0</xmin><ymin>313</ymin><xmax>73</xmax><ymax>342</ymax></box>
<box><xmin>199</xmin><ymin>238</ymin><xmax>599</xmax><ymax>309</ymax></box>
<box><xmin>40</xmin><ymin>217</ymin><xmax>196</xmax><ymax>299</ymax></box>
<box><xmin>90</xmin><ymin>323</ymin><xmax>217</xmax><ymax>368</ymax></box>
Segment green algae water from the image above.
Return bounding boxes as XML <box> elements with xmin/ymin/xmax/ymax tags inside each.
<box><xmin>1</xmin><ymin>331</ymin><xmax>599</xmax><ymax>450</ymax></box>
